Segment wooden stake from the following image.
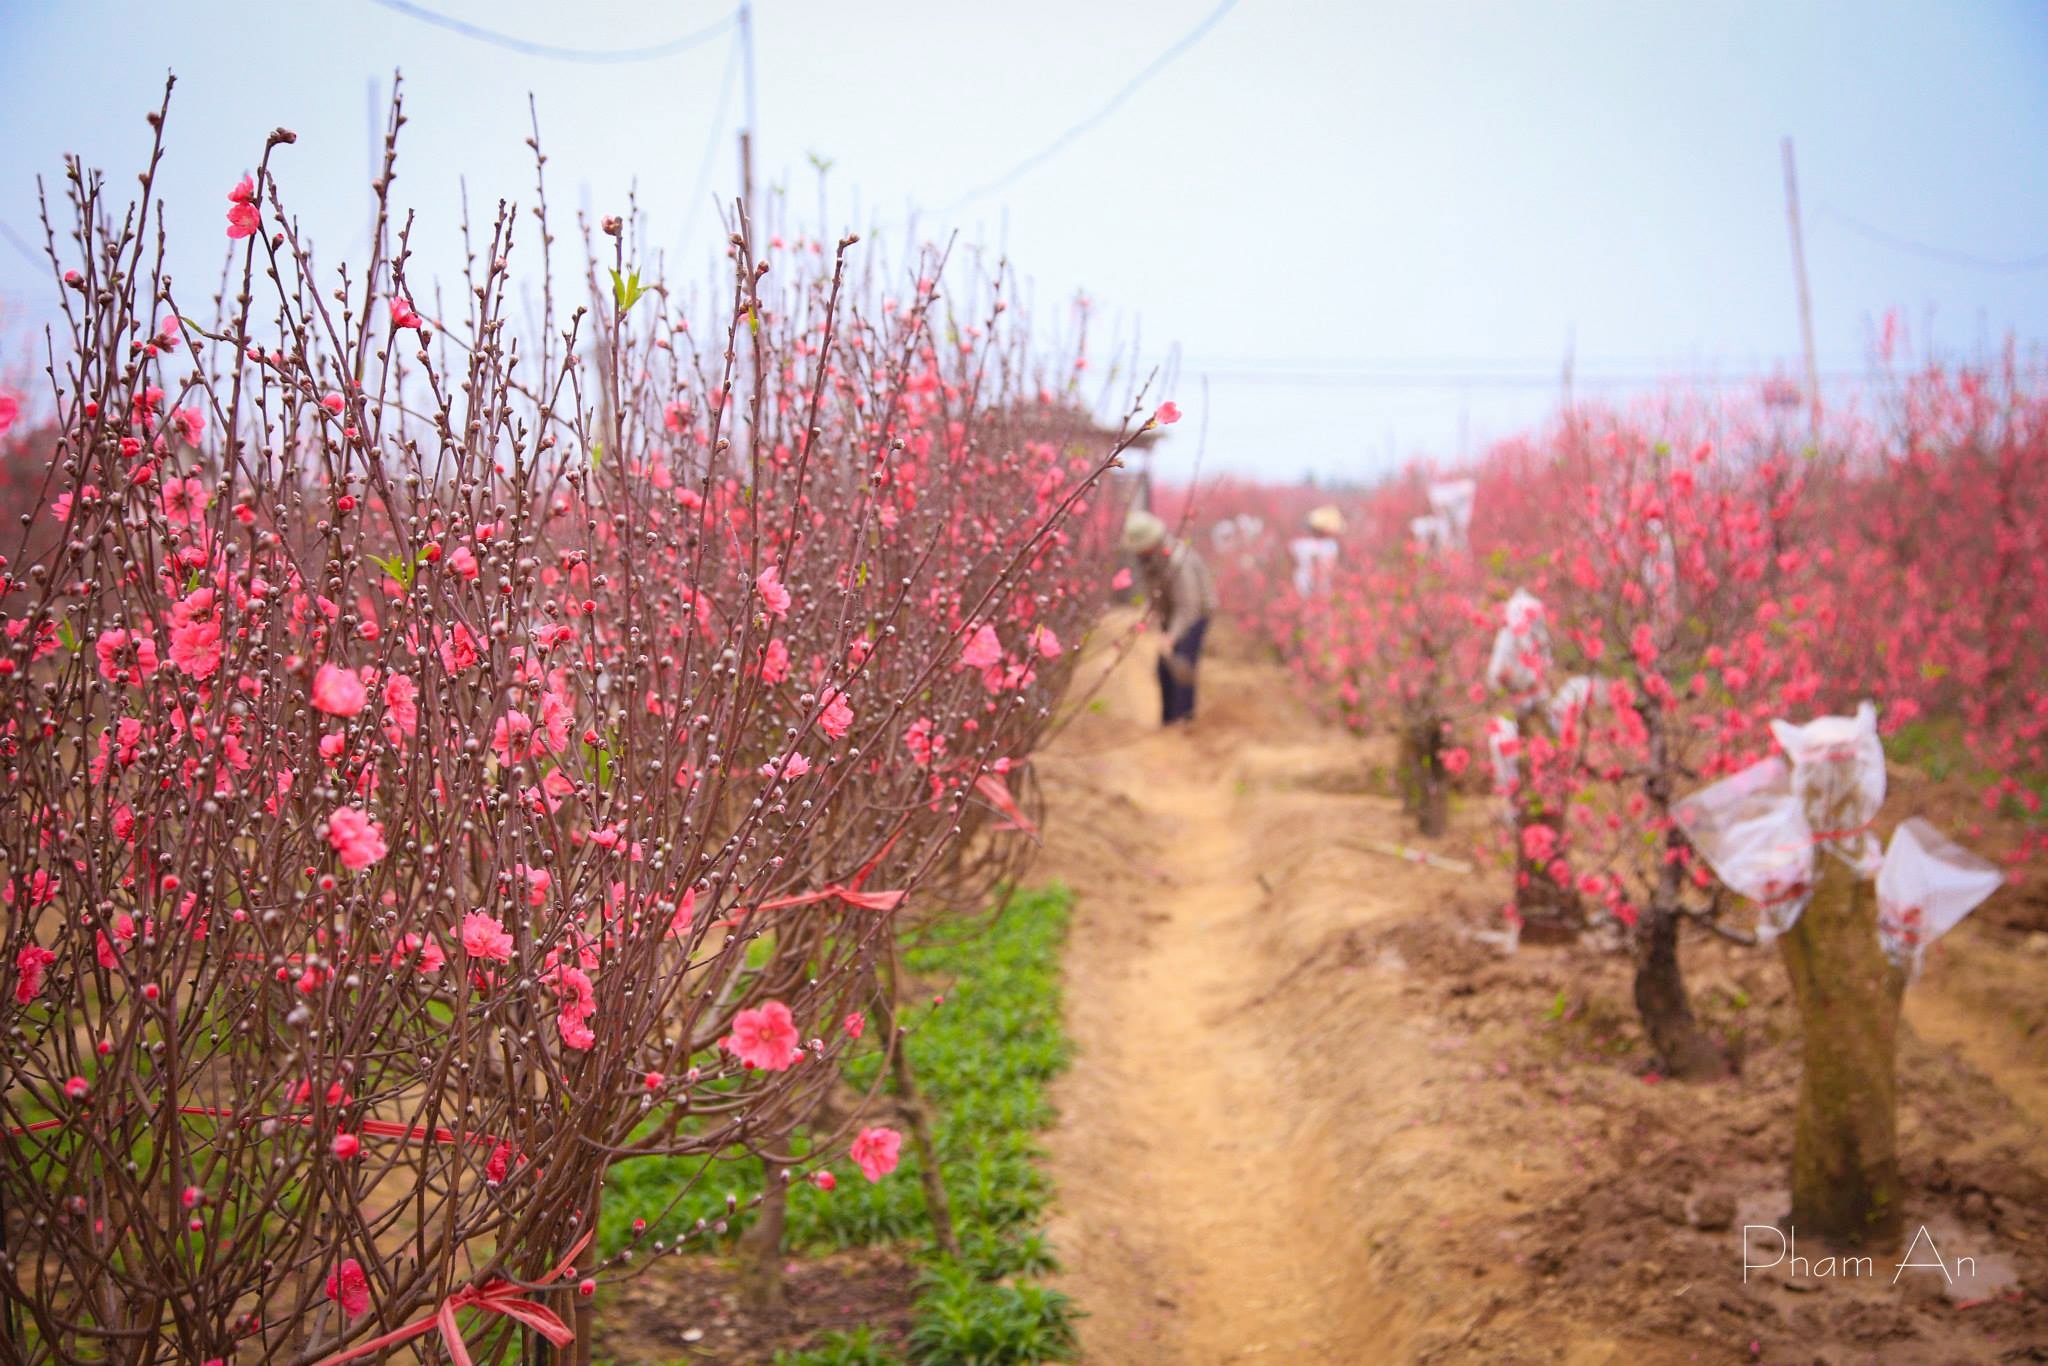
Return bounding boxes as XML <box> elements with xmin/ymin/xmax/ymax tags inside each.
<box><xmin>1345</xmin><ymin>837</ymin><xmax>1473</xmax><ymax>876</ymax></box>
<box><xmin>1781</xmin><ymin>137</ymin><xmax>1822</xmax><ymax>445</ymax></box>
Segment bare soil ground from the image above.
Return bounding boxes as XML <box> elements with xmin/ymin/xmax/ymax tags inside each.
<box><xmin>593</xmin><ymin>1247</ymin><xmax>919</xmax><ymax>1364</ymax></box>
<box><xmin>1035</xmin><ymin>617</ymin><xmax>2048</xmax><ymax>1365</ymax></box>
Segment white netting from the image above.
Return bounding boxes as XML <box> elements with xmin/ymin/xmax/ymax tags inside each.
<box><xmin>1547</xmin><ymin>674</ymin><xmax>1595</xmax><ymax>737</ymax></box>
<box><xmin>1769</xmin><ymin>701</ymin><xmax>1886</xmax><ymax>876</ymax></box>
<box><xmin>1672</xmin><ymin>755</ymin><xmax>1814</xmax><ymax>943</ymax></box>
<box><xmin>1486</xmin><ymin>715</ymin><xmax>1519</xmax><ymax>794</ymax></box>
<box><xmin>1289</xmin><ymin>536</ymin><xmax>1339</xmax><ymax>597</ymax></box>
<box><xmin>1409</xmin><ymin>513</ymin><xmax>1452</xmax><ymax>554</ymax></box>
<box><xmin>1876</xmin><ymin>817</ymin><xmax>2004</xmax><ymax>978</ymax></box>
<box><xmin>1486</xmin><ymin>588</ymin><xmax>1551</xmax><ymax>702</ymax></box>
<box><xmin>1427</xmin><ymin>478</ymin><xmax>1476</xmax><ymax>548</ymax></box>
<box><xmin>1210</xmin><ymin>513</ymin><xmax>1264</xmax><ymax>554</ymax></box>
<box><xmin>1636</xmin><ymin>513</ymin><xmax>1679</xmax><ymax>616</ymax></box>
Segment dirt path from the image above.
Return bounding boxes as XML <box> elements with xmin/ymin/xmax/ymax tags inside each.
<box><xmin>1031</xmin><ymin>620</ymin><xmax>2048</xmax><ymax>1365</ymax></box>
<box><xmin>1034</xmin><ymin>627</ymin><xmax>1430</xmax><ymax>1363</ymax></box>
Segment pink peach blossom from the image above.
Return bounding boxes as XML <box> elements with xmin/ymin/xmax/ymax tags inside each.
<box><xmin>755</xmin><ymin>565</ymin><xmax>793</xmax><ymax>618</ymax></box>
<box><xmin>160</xmin><ymin>477</ymin><xmax>208</xmax><ymax>527</ymax></box>
<box><xmin>14</xmin><ymin>945</ymin><xmax>56</xmax><ymax>1005</ymax></box>
<box><xmin>958</xmin><ymin>624</ymin><xmax>1002</xmax><ymax>671</ymax></box>
<box><xmin>727</xmin><ymin>1000</ymin><xmax>800</xmax><ymax>1071</ymax></box>
<box><xmin>460</xmin><ymin>911</ymin><xmax>515</xmax><ymax>963</ymax></box>
<box><xmin>327</xmin><ymin>807</ymin><xmax>387</xmax><ymax>871</ymax></box>
<box><xmin>225</xmin><ymin>176</ymin><xmax>259</xmax><ymax>239</ymax></box>
<box><xmin>311</xmin><ymin>664</ymin><xmax>367</xmax><ymax>717</ymax></box>
<box><xmin>95</xmin><ymin>629</ymin><xmax>159</xmax><ymax>687</ymax></box>
<box><xmin>324</xmin><ymin>1257</ymin><xmax>371</xmax><ymax>1317</ymax></box>
<box><xmin>818</xmin><ymin>689</ymin><xmax>854</xmax><ymax>740</ymax></box>
<box><xmin>850</xmin><ymin>1126</ymin><xmax>903</xmax><ymax>1182</ymax></box>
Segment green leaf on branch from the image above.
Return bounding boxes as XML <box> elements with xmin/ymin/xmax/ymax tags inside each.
<box><xmin>56</xmin><ymin>619</ymin><xmax>80</xmax><ymax>655</ymax></box>
<box><xmin>610</xmin><ymin>268</ymin><xmax>649</xmax><ymax>315</ymax></box>
<box><xmin>369</xmin><ymin>551</ymin><xmax>423</xmax><ymax>591</ymax></box>
<box><xmin>586</xmin><ymin>738</ymin><xmax>615</xmax><ymax>790</ymax></box>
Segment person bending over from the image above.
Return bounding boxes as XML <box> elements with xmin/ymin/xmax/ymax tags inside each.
<box><xmin>1122</xmin><ymin>510</ymin><xmax>1218</xmax><ymax>726</ymax></box>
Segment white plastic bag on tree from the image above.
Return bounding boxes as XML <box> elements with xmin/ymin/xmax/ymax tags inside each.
<box><xmin>1428</xmin><ymin>478</ymin><xmax>1476</xmax><ymax>548</ymax></box>
<box><xmin>1212</xmin><ymin>513</ymin><xmax>1265</xmax><ymax>556</ymax></box>
<box><xmin>1486</xmin><ymin>715</ymin><xmax>1519</xmax><ymax>794</ymax></box>
<box><xmin>1769</xmin><ymin>702</ymin><xmax>1885</xmax><ymax>876</ymax></box>
<box><xmin>1638</xmin><ymin>513</ymin><xmax>1679</xmax><ymax>612</ymax></box>
<box><xmin>1486</xmin><ymin>588</ymin><xmax>1551</xmax><ymax>703</ymax></box>
<box><xmin>1876</xmin><ymin>817</ymin><xmax>2003</xmax><ymax>979</ymax></box>
<box><xmin>1672</xmin><ymin>756</ymin><xmax>1815</xmax><ymax>943</ymax></box>
<box><xmin>1290</xmin><ymin>536</ymin><xmax>1339</xmax><ymax>597</ymax></box>
<box><xmin>1409</xmin><ymin>513</ymin><xmax>1452</xmax><ymax>554</ymax></box>
<box><xmin>1546</xmin><ymin>674</ymin><xmax>1595</xmax><ymax>738</ymax></box>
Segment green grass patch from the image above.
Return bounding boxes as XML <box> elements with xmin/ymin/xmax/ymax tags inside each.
<box><xmin>608</xmin><ymin>885</ymin><xmax>1081</xmax><ymax>1365</ymax></box>
<box><xmin>1887</xmin><ymin>717</ymin><xmax>2048</xmax><ymax>822</ymax></box>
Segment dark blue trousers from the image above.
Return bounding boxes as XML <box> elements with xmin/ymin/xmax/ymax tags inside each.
<box><xmin>1157</xmin><ymin>617</ymin><xmax>1209</xmax><ymax>725</ymax></box>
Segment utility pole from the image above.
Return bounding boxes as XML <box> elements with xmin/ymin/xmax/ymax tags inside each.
<box><xmin>737</xmin><ymin>0</ymin><xmax>759</xmax><ymax>244</ymax></box>
<box><xmin>1781</xmin><ymin>137</ymin><xmax>1821</xmax><ymax>444</ymax></box>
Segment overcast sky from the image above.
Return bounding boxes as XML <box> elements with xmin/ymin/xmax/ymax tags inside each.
<box><xmin>3</xmin><ymin>0</ymin><xmax>2045</xmax><ymax>480</ymax></box>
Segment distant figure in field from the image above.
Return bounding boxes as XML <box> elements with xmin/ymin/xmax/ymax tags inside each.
<box><xmin>1123</xmin><ymin>510</ymin><xmax>1218</xmax><ymax>727</ymax></box>
<box><xmin>1289</xmin><ymin>503</ymin><xmax>1346</xmax><ymax>597</ymax></box>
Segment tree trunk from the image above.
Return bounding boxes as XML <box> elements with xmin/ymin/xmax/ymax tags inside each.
<box><xmin>525</xmin><ymin>1197</ymin><xmax>601</xmax><ymax>1364</ymax></box>
<box><xmin>1397</xmin><ymin>717</ymin><xmax>1447</xmax><ymax>838</ymax></box>
<box><xmin>571</xmin><ymin>1239</ymin><xmax>595</xmax><ymax>1364</ymax></box>
<box><xmin>1632</xmin><ymin>704</ymin><xmax>1726</xmax><ymax>1079</ymax></box>
<box><xmin>1632</xmin><ymin>900</ymin><xmax>1729</xmax><ymax>1080</ymax></box>
<box><xmin>574</xmin><ymin>1191</ymin><xmax>599</xmax><ymax>1365</ymax></box>
<box><xmin>735</xmin><ymin>1174</ymin><xmax>788</xmax><ymax>1316</ymax></box>
<box><xmin>1777</xmin><ymin>854</ymin><xmax>1905</xmax><ymax>1249</ymax></box>
<box><xmin>878</xmin><ymin>953</ymin><xmax>960</xmax><ymax>1258</ymax></box>
<box><xmin>1513</xmin><ymin>807</ymin><xmax>1582</xmax><ymax>943</ymax></box>
<box><xmin>1509</xmin><ymin>702</ymin><xmax>1582</xmax><ymax>943</ymax></box>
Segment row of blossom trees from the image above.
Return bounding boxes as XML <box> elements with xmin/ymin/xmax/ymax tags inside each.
<box><xmin>0</xmin><ymin>83</ymin><xmax>1144</xmax><ymax>1363</ymax></box>
<box><xmin>1200</xmin><ymin>354</ymin><xmax>2040</xmax><ymax>1246</ymax></box>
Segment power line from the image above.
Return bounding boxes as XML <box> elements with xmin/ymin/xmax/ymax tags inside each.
<box><xmin>940</xmin><ymin>0</ymin><xmax>1240</xmax><ymax>214</ymax></box>
<box><xmin>0</xmin><ymin>219</ymin><xmax>46</xmax><ymax>271</ymax></box>
<box><xmin>1185</xmin><ymin>352</ymin><xmax>1879</xmax><ymax>371</ymax></box>
<box><xmin>365</xmin><ymin>0</ymin><xmax>735</xmax><ymax>63</ymax></box>
<box><xmin>1817</xmin><ymin>204</ymin><xmax>2048</xmax><ymax>273</ymax></box>
<box><xmin>1197</xmin><ymin>366</ymin><xmax>1882</xmax><ymax>390</ymax></box>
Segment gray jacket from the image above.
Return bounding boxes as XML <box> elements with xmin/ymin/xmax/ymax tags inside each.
<box><xmin>1142</xmin><ymin>541</ymin><xmax>1218</xmax><ymax>642</ymax></box>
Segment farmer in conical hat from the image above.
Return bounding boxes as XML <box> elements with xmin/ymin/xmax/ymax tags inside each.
<box><xmin>1122</xmin><ymin>510</ymin><xmax>1218</xmax><ymax>727</ymax></box>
